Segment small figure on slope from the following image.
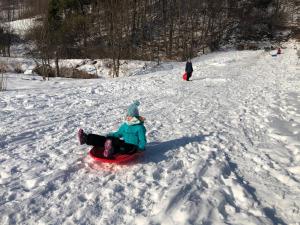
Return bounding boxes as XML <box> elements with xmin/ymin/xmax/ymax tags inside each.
<box><xmin>277</xmin><ymin>48</ymin><xmax>282</xmax><ymax>55</ymax></box>
<box><xmin>78</xmin><ymin>101</ymin><xmax>147</xmax><ymax>158</ymax></box>
<box><xmin>185</xmin><ymin>59</ymin><xmax>193</xmax><ymax>81</ymax></box>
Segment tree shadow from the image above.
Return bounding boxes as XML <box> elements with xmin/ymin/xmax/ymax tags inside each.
<box><xmin>140</xmin><ymin>134</ymin><xmax>212</xmax><ymax>164</ymax></box>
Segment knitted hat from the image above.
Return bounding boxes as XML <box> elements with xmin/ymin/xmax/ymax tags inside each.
<box><xmin>127</xmin><ymin>100</ymin><xmax>140</xmax><ymax>117</ymax></box>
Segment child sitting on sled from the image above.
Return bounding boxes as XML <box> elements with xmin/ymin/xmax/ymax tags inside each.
<box><xmin>78</xmin><ymin>100</ymin><xmax>147</xmax><ymax>158</ymax></box>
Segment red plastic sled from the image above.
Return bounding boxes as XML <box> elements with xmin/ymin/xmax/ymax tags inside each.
<box><xmin>89</xmin><ymin>146</ymin><xmax>143</xmax><ymax>164</ymax></box>
<box><xmin>183</xmin><ymin>72</ymin><xmax>187</xmax><ymax>80</ymax></box>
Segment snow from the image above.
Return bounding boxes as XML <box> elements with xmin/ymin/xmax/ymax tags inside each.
<box><xmin>1</xmin><ymin>41</ymin><xmax>300</xmax><ymax>225</ymax></box>
<box><xmin>6</xmin><ymin>18</ymin><xmax>36</xmax><ymax>36</ymax></box>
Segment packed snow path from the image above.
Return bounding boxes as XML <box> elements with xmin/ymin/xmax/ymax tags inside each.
<box><xmin>1</xmin><ymin>44</ymin><xmax>300</xmax><ymax>225</ymax></box>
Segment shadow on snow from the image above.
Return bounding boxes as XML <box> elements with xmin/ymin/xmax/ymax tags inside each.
<box><xmin>141</xmin><ymin>134</ymin><xmax>212</xmax><ymax>164</ymax></box>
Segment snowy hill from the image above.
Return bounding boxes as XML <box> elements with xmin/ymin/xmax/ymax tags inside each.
<box><xmin>0</xmin><ymin>42</ymin><xmax>300</xmax><ymax>225</ymax></box>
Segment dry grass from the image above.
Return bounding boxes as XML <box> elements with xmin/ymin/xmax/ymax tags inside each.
<box><xmin>14</xmin><ymin>64</ymin><xmax>24</xmax><ymax>73</ymax></box>
<box><xmin>0</xmin><ymin>64</ymin><xmax>7</xmax><ymax>91</ymax></box>
<box><xmin>34</xmin><ymin>65</ymin><xmax>98</xmax><ymax>79</ymax></box>
<box><xmin>60</xmin><ymin>67</ymin><xmax>98</xmax><ymax>79</ymax></box>
<box><xmin>295</xmin><ymin>33</ymin><xmax>300</xmax><ymax>42</ymax></box>
<box><xmin>237</xmin><ymin>43</ymin><xmax>259</xmax><ymax>51</ymax></box>
<box><xmin>33</xmin><ymin>65</ymin><xmax>56</xmax><ymax>78</ymax></box>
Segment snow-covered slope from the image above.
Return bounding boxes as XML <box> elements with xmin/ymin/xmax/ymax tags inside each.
<box><xmin>0</xmin><ymin>42</ymin><xmax>300</xmax><ymax>225</ymax></box>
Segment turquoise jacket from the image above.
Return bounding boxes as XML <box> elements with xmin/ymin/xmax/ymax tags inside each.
<box><xmin>108</xmin><ymin>118</ymin><xmax>147</xmax><ymax>151</ymax></box>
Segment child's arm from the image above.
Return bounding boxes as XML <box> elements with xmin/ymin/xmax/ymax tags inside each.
<box><xmin>137</xmin><ymin>126</ymin><xmax>147</xmax><ymax>151</ymax></box>
<box><xmin>107</xmin><ymin>123</ymin><xmax>125</xmax><ymax>138</ymax></box>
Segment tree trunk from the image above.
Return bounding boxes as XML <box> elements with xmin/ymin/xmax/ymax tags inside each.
<box><xmin>55</xmin><ymin>54</ymin><xmax>59</xmax><ymax>77</ymax></box>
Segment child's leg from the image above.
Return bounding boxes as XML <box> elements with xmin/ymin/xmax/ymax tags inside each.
<box><xmin>187</xmin><ymin>72</ymin><xmax>192</xmax><ymax>80</ymax></box>
<box><xmin>86</xmin><ymin>134</ymin><xmax>106</xmax><ymax>147</ymax></box>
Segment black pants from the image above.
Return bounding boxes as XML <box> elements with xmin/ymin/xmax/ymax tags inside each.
<box><xmin>86</xmin><ymin>134</ymin><xmax>137</xmax><ymax>154</ymax></box>
<box><xmin>187</xmin><ymin>72</ymin><xmax>192</xmax><ymax>81</ymax></box>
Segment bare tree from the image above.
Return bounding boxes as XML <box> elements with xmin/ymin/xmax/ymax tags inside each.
<box><xmin>21</xmin><ymin>0</ymin><xmax>296</xmax><ymax>77</ymax></box>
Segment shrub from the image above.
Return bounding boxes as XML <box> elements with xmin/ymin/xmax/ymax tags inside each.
<box><xmin>33</xmin><ymin>65</ymin><xmax>98</xmax><ymax>79</ymax></box>
<box><xmin>237</xmin><ymin>44</ymin><xmax>245</xmax><ymax>51</ymax></box>
<box><xmin>14</xmin><ymin>64</ymin><xmax>24</xmax><ymax>73</ymax></box>
<box><xmin>237</xmin><ymin>43</ymin><xmax>259</xmax><ymax>51</ymax></box>
<box><xmin>0</xmin><ymin>74</ymin><xmax>7</xmax><ymax>91</ymax></box>
<box><xmin>294</xmin><ymin>29</ymin><xmax>300</xmax><ymax>42</ymax></box>
<box><xmin>0</xmin><ymin>64</ymin><xmax>7</xmax><ymax>91</ymax></box>
<box><xmin>33</xmin><ymin>65</ymin><xmax>56</xmax><ymax>79</ymax></box>
<box><xmin>60</xmin><ymin>67</ymin><xmax>98</xmax><ymax>79</ymax></box>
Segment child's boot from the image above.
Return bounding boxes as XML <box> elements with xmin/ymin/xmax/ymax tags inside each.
<box><xmin>103</xmin><ymin>139</ymin><xmax>114</xmax><ymax>158</ymax></box>
<box><xmin>78</xmin><ymin>128</ymin><xmax>87</xmax><ymax>145</ymax></box>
